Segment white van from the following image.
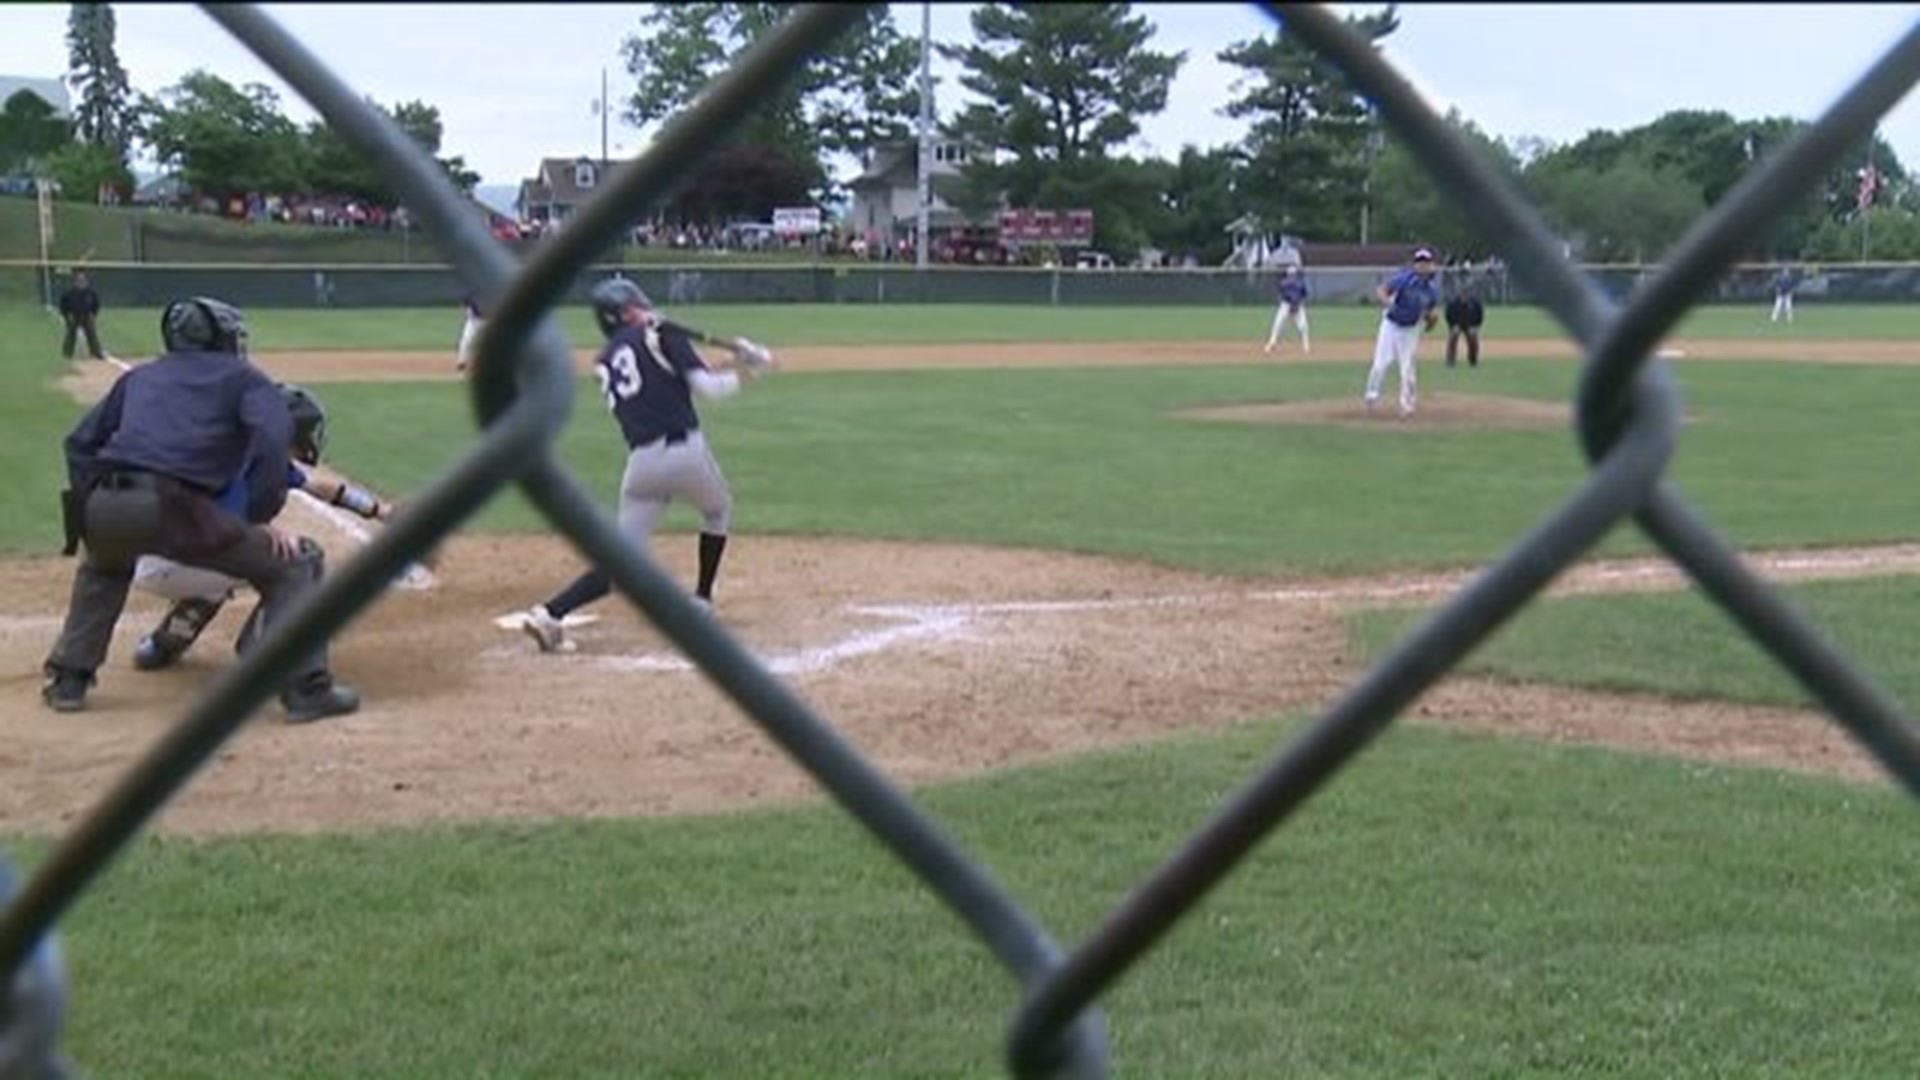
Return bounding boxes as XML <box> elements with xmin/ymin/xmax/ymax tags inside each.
<box><xmin>1074</xmin><ymin>250</ymin><xmax>1115</xmax><ymax>270</ymax></box>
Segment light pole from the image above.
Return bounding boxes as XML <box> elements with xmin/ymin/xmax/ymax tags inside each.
<box><xmin>915</xmin><ymin>1</ymin><xmax>933</xmax><ymax>269</ymax></box>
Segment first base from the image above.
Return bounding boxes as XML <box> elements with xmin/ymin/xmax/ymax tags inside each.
<box><xmin>491</xmin><ymin>611</ymin><xmax>601</xmax><ymax>631</ymax></box>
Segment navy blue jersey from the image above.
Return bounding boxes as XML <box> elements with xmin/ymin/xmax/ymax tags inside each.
<box><xmin>1381</xmin><ymin>267</ymin><xmax>1440</xmax><ymax>328</ymax></box>
<box><xmin>596</xmin><ymin>319</ymin><xmax>707</xmax><ymax>449</ymax></box>
<box><xmin>216</xmin><ymin>462</ymin><xmax>308</xmax><ymax>521</ymax></box>
<box><xmin>1278</xmin><ymin>275</ymin><xmax>1309</xmax><ymax>305</ymax></box>
<box><xmin>66</xmin><ymin>349</ymin><xmax>293</xmax><ymax>520</ymax></box>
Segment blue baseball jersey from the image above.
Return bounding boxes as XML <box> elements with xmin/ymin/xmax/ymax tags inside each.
<box><xmin>597</xmin><ymin>319</ymin><xmax>708</xmax><ymax>449</ymax></box>
<box><xmin>1773</xmin><ymin>269</ymin><xmax>1797</xmax><ymax>294</ymax></box>
<box><xmin>216</xmin><ymin>462</ymin><xmax>308</xmax><ymax>521</ymax></box>
<box><xmin>1381</xmin><ymin>267</ymin><xmax>1440</xmax><ymax>328</ymax></box>
<box><xmin>1278</xmin><ymin>275</ymin><xmax>1309</xmax><ymax>305</ymax></box>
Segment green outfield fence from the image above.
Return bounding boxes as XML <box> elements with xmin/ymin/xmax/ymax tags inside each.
<box><xmin>12</xmin><ymin>257</ymin><xmax>1920</xmax><ymax>310</ymax></box>
<box><xmin>6</xmin><ymin>5</ymin><xmax>1920</xmax><ymax>1079</ymax></box>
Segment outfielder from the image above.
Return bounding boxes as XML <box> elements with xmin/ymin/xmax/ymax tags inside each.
<box><xmin>1770</xmin><ymin>266</ymin><xmax>1798</xmax><ymax>324</ymax></box>
<box><xmin>1364</xmin><ymin>247</ymin><xmax>1442</xmax><ymax>418</ymax></box>
<box><xmin>1263</xmin><ymin>265</ymin><xmax>1311</xmax><ymax>355</ymax></box>
<box><xmin>129</xmin><ymin>383</ymin><xmax>395</xmax><ymax>670</ymax></box>
<box><xmin>520</xmin><ymin>278</ymin><xmax>773</xmax><ymax>654</ymax></box>
<box><xmin>455</xmin><ymin>293</ymin><xmax>485</xmax><ymax>372</ymax></box>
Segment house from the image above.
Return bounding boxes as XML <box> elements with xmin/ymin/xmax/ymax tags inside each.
<box><xmin>0</xmin><ymin>74</ymin><xmax>71</xmax><ymax>119</ymax></box>
<box><xmin>847</xmin><ymin>139</ymin><xmax>984</xmax><ymax>242</ymax></box>
<box><xmin>514</xmin><ymin>156</ymin><xmax>613</xmax><ymax>230</ymax></box>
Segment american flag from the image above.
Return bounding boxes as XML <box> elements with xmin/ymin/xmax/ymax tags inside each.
<box><xmin>1858</xmin><ymin>162</ymin><xmax>1881</xmax><ymax>211</ymax></box>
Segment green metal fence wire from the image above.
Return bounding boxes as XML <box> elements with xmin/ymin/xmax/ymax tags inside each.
<box><xmin>5</xmin><ymin>4</ymin><xmax>1920</xmax><ymax>1078</ymax></box>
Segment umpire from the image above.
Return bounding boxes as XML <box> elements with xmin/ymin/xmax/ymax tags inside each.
<box><xmin>41</xmin><ymin>296</ymin><xmax>361</xmax><ymax>723</ymax></box>
<box><xmin>1445</xmin><ymin>282</ymin><xmax>1486</xmax><ymax>368</ymax></box>
<box><xmin>57</xmin><ymin>270</ymin><xmax>106</xmax><ymax>361</ymax></box>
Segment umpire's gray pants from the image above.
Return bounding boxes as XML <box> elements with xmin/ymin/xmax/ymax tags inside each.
<box><xmin>617</xmin><ymin>431</ymin><xmax>732</xmax><ymax>544</ymax></box>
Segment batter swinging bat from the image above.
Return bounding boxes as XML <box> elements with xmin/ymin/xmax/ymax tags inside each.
<box><xmin>657</xmin><ymin>318</ymin><xmax>776</xmax><ymax>373</ymax></box>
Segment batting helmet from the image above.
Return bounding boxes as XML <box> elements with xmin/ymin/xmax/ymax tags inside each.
<box><xmin>589</xmin><ymin>277</ymin><xmax>651</xmax><ymax>339</ymax></box>
<box><xmin>161</xmin><ymin>297</ymin><xmax>249</xmax><ymax>356</ymax></box>
<box><xmin>281</xmin><ymin>383</ymin><xmax>328</xmax><ymax>465</ymax></box>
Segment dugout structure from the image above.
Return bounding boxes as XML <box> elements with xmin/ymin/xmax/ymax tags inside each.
<box><xmin>6</xmin><ymin>5</ymin><xmax>1920</xmax><ymax>1079</ymax></box>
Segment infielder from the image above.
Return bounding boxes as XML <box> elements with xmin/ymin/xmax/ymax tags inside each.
<box><xmin>1770</xmin><ymin>266</ymin><xmax>1798</xmax><ymax>324</ymax></box>
<box><xmin>1364</xmin><ymin>247</ymin><xmax>1442</xmax><ymax>417</ymax></box>
<box><xmin>520</xmin><ymin>278</ymin><xmax>773</xmax><ymax>654</ymax></box>
<box><xmin>455</xmin><ymin>293</ymin><xmax>485</xmax><ymax>372</ymax></box>
<box><xmin>129</xmin><ymin>383</ymin><xmax>395</xmax><ymax>671</ymax></box>
<box><xmin>1263</xmin><ymin>266</ymin><xmax>1311</xmax><ymax>354</ymax></box>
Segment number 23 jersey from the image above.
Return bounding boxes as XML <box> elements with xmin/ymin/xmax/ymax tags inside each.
<box><xmin>595</xmin><ymin>319</ymin><xmax>708</xmax><ymax>449</ymax></box>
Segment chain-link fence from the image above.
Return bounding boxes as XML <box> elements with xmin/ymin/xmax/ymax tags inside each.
<box><xmin>6</xmin><ymin>4</ymin><xmax>1920</xmax><ymax>1078</ymax></box>
<box><xmin>24</xmin><ymin>259</ymin><xmax>1920</xmax><ymax>310</ymax></box>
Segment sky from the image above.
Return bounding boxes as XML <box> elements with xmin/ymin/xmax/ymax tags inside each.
<box><xmin>2</xmin><ymin>2</ymin><xmax>1918</xmax><ymax>215</ymax></box>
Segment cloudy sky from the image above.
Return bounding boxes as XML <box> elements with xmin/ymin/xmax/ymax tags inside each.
<box><xmin>2</xmin><ymin>3</ymin><xmax>1917</xmax><ymax>213</ymax></box>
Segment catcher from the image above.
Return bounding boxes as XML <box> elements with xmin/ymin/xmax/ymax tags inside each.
<box><xmin>129</xmin><ymin>382</ymin><xmax>397</xmax><ymax>671</ymax></box>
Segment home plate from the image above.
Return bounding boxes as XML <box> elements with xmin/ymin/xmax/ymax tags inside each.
<box><xmin>491</xmin><ymin>611</ymin><xmax>601</xmax><ymax>631</ymax></box>
<box><xmin>1656</xmin><ymin>348</ymin><xmax>1686</xmax><ymax>359</ymax></box>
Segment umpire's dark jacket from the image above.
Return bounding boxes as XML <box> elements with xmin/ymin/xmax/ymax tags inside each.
<box><xmin>67</xmin><ymin>350</ymin><xmax>294</xmax><ymax>527</ymax></box>
<box><xmin>58</xmin><ymin>283</ymin><xmax>100</xmax><ymax>320</ymax></box>
<box><xmin>1445</xmin><ymin>295</ymin><xmax>1485</xmax><ymax>329</ymax></box>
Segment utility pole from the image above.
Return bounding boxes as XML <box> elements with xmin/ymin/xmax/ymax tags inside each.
<box><xmin>915</xmin><ymin>0</ymin><xmax>933</xmax><ymax>269</ymax></box>
<box><xmin>600</xmin><ymin>67</ymin><xmax>610</xmax><ymax>173</ymax></box>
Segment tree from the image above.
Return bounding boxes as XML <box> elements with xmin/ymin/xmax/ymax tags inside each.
<box><xmin>1149</xmin><ymin>145</ymin><xmax>1242</xmax><ymax>263</ymax></box>
<box><xmin>938</xmin><ymin>3</ymin><xmax>1184</xmax><ymax>252</ymax></box>
<box><xmin>304</xmin><ymin>98</ymin><xmax>478</xmax><ymax>204</ymax></box>
<box><xmin>620</xmin><ymin>2</ymin><xmax>920</xmax><ymax>197</ymax></box>
<box><xmin>660</xmin><ymin>141</ymin><xmax>817</xmax><ymax>226</ymax></box>
<box><xmin>140</xmin><ymin>71</ymin><xmax>308</xmax><ymax>200</ymax></box>
<box><xmin>0</xmin><ymin>91</ymin><xmax>72</xmax><ymax>174</ymax></box>
<box><xmin>65</xmin><ymin>2</ymin><xmax>133</xmax><ymax>158</ymax></box>
<box><xmin>44</xmin><ymin>141</ymin><xmax>133</xmax><ymax>203</ymax></box>
<box><xmin>1219</xmin><ymin>5</ymin><xmax>1399</xmax><ymax>241</ymax></box>
<box><xmin>1526</xmin><ymin>153</ymin><xmax>1702</xmax><ymax>263</ymax></box>
<box><xmin>1368</xmin><ymin>108</ymin><xmax>1518</xmax><ymax>257</ymax></box>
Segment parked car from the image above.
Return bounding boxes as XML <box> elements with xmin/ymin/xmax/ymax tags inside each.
<box><xmin>1074</xmin><ymin>250</ymin><xmax>1115</xmax><ymax>270</ymax></box>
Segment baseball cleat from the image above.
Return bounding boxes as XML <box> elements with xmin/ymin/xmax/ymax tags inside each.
<box><xmin>282</xmin><ymin>676</ymin><xmax>360</xmax><ymax>724</ymax></box>
<box><xmin>521</xmin><ymin>605</ymin><xmax>573</xmax><ymax>654</ymax></box>
<box><xmin>41</xmin><ymin>669</ymin><xmax>91</xmax><ymax>713</ymax></box>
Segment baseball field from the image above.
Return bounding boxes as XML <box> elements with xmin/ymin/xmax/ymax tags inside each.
<box><xmin>3</xmin><ymin>298</ymin><xmax>1920</xmax><ymax>1076</ymax></box>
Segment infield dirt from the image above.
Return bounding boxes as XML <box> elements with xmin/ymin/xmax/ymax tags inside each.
<box><xmin>6</xmin><ymin>337</ymin><xmax>1916</xmax><ymax>836</ymax></box>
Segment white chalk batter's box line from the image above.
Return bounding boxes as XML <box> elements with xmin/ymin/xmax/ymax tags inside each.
<box><xmin>483</xmin><ymin>546</ymin><xmax>1920</xmax><ymax>679</ymax></box>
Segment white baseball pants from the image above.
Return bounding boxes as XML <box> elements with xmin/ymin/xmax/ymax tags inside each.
<box><xmin>456</xmin><ymin>314</ymin><xmax>484</xmax><ymax>370</ymax></box>
<box><xmin>1365</xmin><ymin>318</ymin><xmax>1423</xmax><ymax>415</ymax></box>
<box><xmin>1265</xmin><ymin>303</ymin><xmax>1310</xmax><ymax>352</ymax></box>
<box><xmin>1770</xmin><ymin>293</ymin><xmax>1794</xmax><ymax>323</ymax></box>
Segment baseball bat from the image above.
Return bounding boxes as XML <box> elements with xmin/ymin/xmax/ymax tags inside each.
<box><xmin>655</xmin><ymin>317</ymin><xmax>774</xmax><ymax>371</ymax></box>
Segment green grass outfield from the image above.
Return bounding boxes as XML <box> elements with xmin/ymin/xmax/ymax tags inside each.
<box><xmin>45</xmin><ymin>297</ymin><xmax>1920</xmax><ymax>351</ymax></box>
<box><xmin>4</xmin><ymin>300</ymin><xmax>1920</xmax><ymax>1076</ymax></box>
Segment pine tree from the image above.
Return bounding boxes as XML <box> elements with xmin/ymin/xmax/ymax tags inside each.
<box><xmin>66</xmin><ymin>2</ymin><xmax>133</xmax><ymax>158</ymax></box>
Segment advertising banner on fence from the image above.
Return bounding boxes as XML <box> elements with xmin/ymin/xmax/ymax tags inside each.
<box><xmin>997</xmin><ymin>208</ymin><xmax>1095</xmax><ymax>247</ymax></box>
<box><xmin>772</xmin><ymin>207</ymin><xmax>823</xmax><ymax>236</ymax></box>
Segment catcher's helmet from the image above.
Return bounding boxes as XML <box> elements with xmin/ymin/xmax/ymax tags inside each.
<box><xmin>589</xmin><ymin>277</ymin><xmax>651</xmax><ymax>339</ymax></box>
<box><xmin>281</xmin><ymin>382</ymin><xmax>328</xmax><ymax>465</ymax></box>
<box><xmin>161</xmin><ymin>296</ymin><xmax>249</xmax><ymax>356</ymax></box>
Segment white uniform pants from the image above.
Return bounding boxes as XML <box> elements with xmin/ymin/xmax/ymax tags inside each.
<box><xmin>1265</xmin><ymin>303</ymin><xmax>1310</xmax><ymax>352</ymax></box>
<box><xmin>1770</xmin><ymin>293</ymin><xmax>1794</xmax><ymax>323</ymax></box>
<box><xmin>456</xmin><ymin>314</ymin><xmax>484</xmax><ymax>370</ymax></box>
<box><xmin>1365</xmin><ymin>318</ymin><xmax>1423</xmax><ymax>414</ymax></box>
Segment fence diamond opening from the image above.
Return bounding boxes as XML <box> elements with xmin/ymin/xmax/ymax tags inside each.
<box><xmin>5</xmin><ymin>5</ymin><xmax>1920</xmax><ymax>1079</ymax></box>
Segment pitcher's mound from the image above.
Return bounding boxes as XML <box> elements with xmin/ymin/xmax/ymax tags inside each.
<box><xmin>1181</xmin><ymin>392</ymin><xmax>1570</xmax><ymax>431</ymax></box>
